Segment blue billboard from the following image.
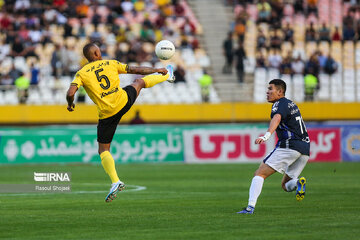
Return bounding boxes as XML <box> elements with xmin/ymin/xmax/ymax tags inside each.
<box><xmin>342</xmin><ymin>126</ymin><xmax>360</xmax><ymax>162</ymax></box>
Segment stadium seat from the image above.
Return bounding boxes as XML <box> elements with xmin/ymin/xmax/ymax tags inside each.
<box><xmin>244</xmin><ymin>21</ymin><xmax>256</xmax><ymax>58</ymax></box>
<box><xmin>195</xmin><ymin>49</ymin><xmax>211</xmax><ymax>68</ymax></box>
<box><xmin>330</xmin><ymin>0</ymin><xmax>342</xmax><ymax>27</ymax></box>
<box><xmin>165</xmin><ymin>85</ymin><xmax>181</xmax><ymax>104</ymax></box>
<box><xmin>84</xmin><ymin>24</ymin><xmax>95</xmax><ymax>36</ymax></box>
<box><xmin>119</xmin><ymin>74</ymin><xmax>136</xmax><ymax>88</ymax></box>
<box><xmin>343</xmin><ymin>2</ymin><xmax>351</xmax><ymax>17</ymax></box>
<box><xmin>292</xmin><ymin>47</ymin><xmax>306</xmax><ymax>60</ymax></box>
<box><xmin>318</xmin><ymin>41</ymin><xmax>330</xmax><ymax>56</ymax></box>
<box><xmin>268</xmin><ymin>68</ymin><xmax>280</xmax><ymax>80</ymax></box>
<box><xmin>318</xmin><ymin>0</ymin><xmax>330</xmax><ymax>26</ymax></box>
<box><xmin>41</xmin><ymin>89</ymin><xmax>55</xmax><ymax>105</ymax></box>
<box><xmin>179</xmin><ymin>84</ymin><xmax>198</xmax><ymax>103</ymax></box>
<box><xmin>293</xmin><ymin>74</ymin><xmax>305</xmax><ymax>102</ymax></box>
<box><xmin>34</xmin><ymin>44</ymin><xmax>43</xmax><ymax>57</ymax></box>
<box><xmin>39</xmin><ymin>64</ymin><xmax>52</xmax><ymax>78</ymax></box>
<box><xmin>85</xmin><ymin>94</ymin><xmax>94</xmax><ymax>105</ymax></box>
<box><xmin>140</xmin><ymin>62</ymin><xmax>153</xmax><ymax>67</ymax></box>
<box><xmin>294</xmin><ymin>15</ymin><xmax>306</xmax><ymax>41</ymax></box>
<box><xmin>306</xmin><ymin>14</ymin><xmax>318</xmax><ymax>26</ymax></box>
<box><xmin>106</xmin><ymin>44</ymin><xmax>116</xmax><ymax>58</ymax></box>
<box><xmin>4</xmin><ymin>89</ymin><xmax>19</xmax><ymax>105</ymax></box>
<box><xmin>244</xmin><ymin>57</ymin><xmax>256</xmax><ymax>74</ymax></box>
<box><xmin>181</xmin><ymin>48</ymin><xmax>196</xmax><ymax>66</ymax></box>
<box><xmin>39</xmin><ymin>75</ymin><xmax>53</xmax><ymax>88</ymax></box>
<box><xmin>330</xmin><ymin>73</ymin><xmax>343</xmax><ymax>102</ymax></box>
<box><xmin>54</xmin><ymin>90</ymin><xmax>67</xmax><ymax>104</ymax></box>
<box><xmin>154</xmin><ymin>61</ymin><xmax>166</xmax><ymax>69</ymax></box>
<box><xmin>65</xmin><ymin>36</ymin><xmax>77</xmax><ymax>48</ymax></box>
<box><xmin>209</xmin><ymin>86</ymin><xmax>221</xmax><ymax>102</ymax></box>
<box><xmin>281</xmin><ymin>42</ymin><xmax>292</xmax><ymax>57</ymax></box>
<box><xmin>0</xmin><ymin>57</ymin><xmax>13</xmax><ymax>74</ymax></box>
<box><xmin>0</xmin><ymin>0</ymin><xmax>220</xmax><ymax>108</ymax></box>
<box><xmin>283</xmin><ymin>4</ymin><xmax>294</xmax><ymax>16</ymax></box>
<box><xmin>253</xmin><ymin>68</ymin><xmax>267</xmax><ymax>103</ymax></box>
<box><xmin>14</xmin><ymin>56</ymin><xmax>28</xmax><ymax>73</ymax></box>
<box><xmin>317</xmin><ymin>74</ymin><xmax>330</xmax><ymax>101</ymax></box>
<box><xmin>357</xmin><ymin>71</ymin><xmax>360</xmax><ymax>101</ymax></box>
<box><xmin>282</xmin><ymin>75</ymin><xmax>292</xmax><ymax>100</ymax></box>
<box><xmin>343</xmin><ymin>69</ymin><xmax>356</xmax><ymax>102</ymax></box>
<box><xmin>156</xmin><ymin>93</ymin><xmax>170</xmax><ymax>104</ymax></box>
<box><xmin>187</xmin><ymin>85</ymin><xmax>202</xmax><ymax>103</ymax></box>
<box><xmin>43</xmin><ymin>43</ymin><xmax>55</xmax><ymax>57</ymax></box>
<box><xmin>343</xmin><ymin>42</ymin><xmax>355</xmax><ymax>69</ymax></box>
<box><xmin>190</xmin><ymin>67</ymin><xmax>204</xmax><ymax>82</ymax></box>
<box><xmin>355</xmin><ymin>50</ymin><xmax>360</xmax><ymax>69</ymax></box>
<box><xmin>177</xmin><ymin>84</ymin><xmax>194</xmax><ymax>104</ymax></box>
<box><xmin>306</xmin><ymin>42</ymin><xmax>317</xmax><ymax>57</ymax></box>
<box><xmin>27</xmin><ymin>88</ymin><xmax>43</xmax><ymax>105</ymax></box>
<box><xmin>26</xmin><ymin>56</ymin><xmax>38</xmax><ymax>67</ymax></box>
<box><xmin>0</xmin><ymin>91</ymin><xmax>5</xmax><ymax>105</ymax></box>
<box><xmin>137</xmin><ymin>87</ymin><xmax>153</xmax><ymax>104</ymax></box>
<box><xmin>175</xmin><ymin>82</ymin><xmax>187</xmax><ymax>93</ymax></box>
<box><xmin>246</xmin><ymin>4</ymin><xmax>257</xmax><ymax>22</ymax></box>
<box><xmin>59</xmin><ymin>76</ymin><xmax>72</xmax><ymax>89</ymax></box>
<box><xmin>343</xmin><ymin>86</ymin><xmax>356</xmax><ymax>102</ymax></box>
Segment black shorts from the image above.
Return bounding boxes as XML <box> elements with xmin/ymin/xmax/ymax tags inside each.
<box><xmin>97</xmin><ymin>86</ymin><xmax>137</xmax><ymax>143</ymax></box>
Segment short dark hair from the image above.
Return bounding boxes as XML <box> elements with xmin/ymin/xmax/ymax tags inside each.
<box><xmin>83</xmin><ymin>42</ymin><xmax>97</xmax><ymax>60</ymax></box>
<box><xmin>269</xmin><ymin>79</ymin><xmax>286</xmax><ymax>93</ymax></box>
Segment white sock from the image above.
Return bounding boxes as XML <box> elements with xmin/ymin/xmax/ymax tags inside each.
<box><xmin>248</xmin><ymin>176</ymin><xmax>264</xmax><ymax>207</ymax></box>
<box><xmin>285</xmin><ymin>179</ymin><xmax>298</xmax><ymax>192</ymax></box>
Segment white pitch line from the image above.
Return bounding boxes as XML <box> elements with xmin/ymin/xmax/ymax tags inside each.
<box><xmin>0</xmin><ymin>184</ymin><xmax>146</xmax><ymax>196</ymax></box>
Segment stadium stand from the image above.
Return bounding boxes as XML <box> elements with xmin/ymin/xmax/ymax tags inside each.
<box><xmin>225</xmin><ymin>0</ymin><xmax>360</xmax><ymax>103</ymax></box>
<box><xmin>2</xmin><ymin>0</ymin><xmax>360</xmax><ymax>104</ymax></box>
<box><xmin>0</xmin><ymin>0</ymin><xmax>216</xmax><ymax>105</ymax></box>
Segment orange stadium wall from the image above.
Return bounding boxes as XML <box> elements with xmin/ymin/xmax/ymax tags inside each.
<box><xmin>0</xmin><ymin>102</ymin><xmax>360</xmax><ymax>124</ymax></box>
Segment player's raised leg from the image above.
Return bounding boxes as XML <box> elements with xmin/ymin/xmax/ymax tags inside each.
<box><xmin>130</xmin><ymin>65</ymin><xmax>175</xmax><ymax>98</ymax></box>
<box><xmin>284</xmin><ymin>154</ymin><xmax>309</xmax><ymax>201</ymax></box>
<box><xmin>296</xmin><ymin>177</ymin><xmax>306</xmax><ymax>201</ymax></box>
<box><xmin>282</xmin><ymin>174</ymin><xmax>298</xmax><ymax>192</ymax></box>
<box><xmin>142</xmin><ymin>65</ymin><xmax>175</xmax><ymax>88</ymax></box>
<box><xmin>165</xmin><ymin>65</ymin><xmax>175</xmax><ymax>83</ymax></box>
<box><xmin>281</xmin><ymin>174</ymin><xmax>306</xmax><ymax>201</ymax></box>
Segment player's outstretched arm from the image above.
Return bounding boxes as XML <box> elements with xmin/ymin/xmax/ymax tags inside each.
<box><xmin>66</xmin><ymin>85</ymin><xmax>78</xmax><ymax>112</ymax></box>
<box><xmin>128</xmin><ymin>66</ymin><xmax>168</xmax><ymax>75</ymax></box>
<box><xmin>255</xmin><ymin>114</ymin><xmax>282</xmax><ymax>144</ymax></box>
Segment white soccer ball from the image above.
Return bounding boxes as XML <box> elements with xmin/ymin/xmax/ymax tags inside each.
<box><xmin>155</xmin><ymin>40</ymin><xmax>175</xmax><ymax>60</ymax></box>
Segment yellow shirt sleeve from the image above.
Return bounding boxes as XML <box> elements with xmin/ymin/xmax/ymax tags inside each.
<box><xmin>71</xmin><ymin>72</ymin><xmax>83</xmax><ymax>87</ymax></box>
<box><xmin>114</xmin><ymin>60</ymin><xmax>128</xmax><ymax>74</ymax></box>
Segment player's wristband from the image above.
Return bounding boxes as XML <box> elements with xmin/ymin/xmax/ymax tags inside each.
<box><xmin>259</xmin><ymin>132</ymin><xmax>271</xmax><ymax>142</ymax></box>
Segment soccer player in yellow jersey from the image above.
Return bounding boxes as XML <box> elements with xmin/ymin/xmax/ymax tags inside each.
<box><xmin>66</xmin><ymin>43</ymin><xmax>175</xmax><ymax>202</ymax></box>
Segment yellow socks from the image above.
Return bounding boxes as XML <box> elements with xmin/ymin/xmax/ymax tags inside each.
<box><xmin>143</xmin><ymin>74</ymin><xmax>169</xmax><ymax>88</ymax></box>
<box><xmin>100</xmin><ymin>151</ymin><xmax>120</xmax><ymax>183</ymax></box>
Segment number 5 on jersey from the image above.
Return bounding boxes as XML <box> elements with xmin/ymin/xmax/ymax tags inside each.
<box><xmin>95</xmin><ymin>68</ymin><xmax>110</xmax><ymax>90</ymax></box>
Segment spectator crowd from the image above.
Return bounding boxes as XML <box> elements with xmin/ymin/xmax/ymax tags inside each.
<box><xmin>222</xmin><ymin>0</ymin><xmax>360</xmax><ymax>101</ymax></box>
<box><xmin>0</xmin><ymin>0</ymin><xmax>205</xmax><ymax>103</ymax></box>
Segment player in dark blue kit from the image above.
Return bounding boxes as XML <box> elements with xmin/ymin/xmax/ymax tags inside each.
<box><xmin>238</xmin><ymin>79</ymin><xmax>310</xmax><ymax>214</ymax></box>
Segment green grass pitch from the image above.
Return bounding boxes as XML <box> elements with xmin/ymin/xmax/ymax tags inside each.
<box><xmin>0</xmin><ymin>162</ymin><xmax>359</xmax><ymax>240</ymax></box>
